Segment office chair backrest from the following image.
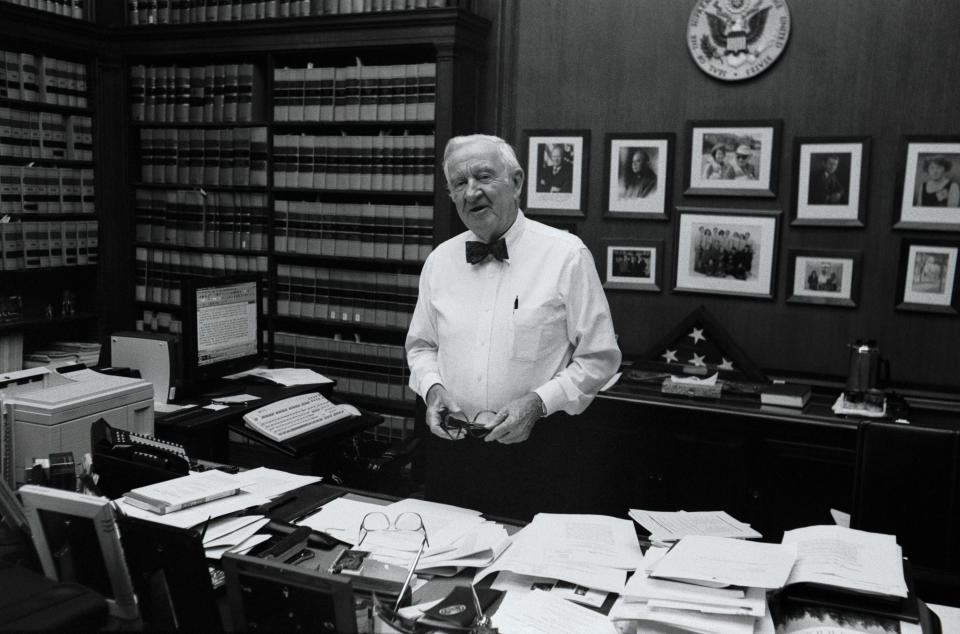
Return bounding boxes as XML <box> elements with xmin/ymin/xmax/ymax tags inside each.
<box><xmin>851</xmin><ymin>421</ymin><xmax>960</xmax><ymax>574</ymax></box>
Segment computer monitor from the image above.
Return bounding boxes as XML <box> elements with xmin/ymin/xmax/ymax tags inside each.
<box><xmin>179</xmin><ymin>275</ymin><xmax>263</xmax><ymax>398</ymax></box>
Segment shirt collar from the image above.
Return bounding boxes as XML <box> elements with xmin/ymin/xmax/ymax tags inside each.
<box><xmin>467</xmin><ymin>209</ymin><xmax>527</xmax><ymax>252</ymax></box>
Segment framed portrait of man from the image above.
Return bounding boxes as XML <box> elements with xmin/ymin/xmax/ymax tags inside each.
<box><xmin>792</xmin><ymin>137</ymin><xmax>870</xmax><ymax>227</ymax></box>
<box><xmin>673</xmin><ymin>207</ymin><xmax>780</xmax><ymax>299</ymax></box>
<box><xmin>604</xmin><ymin>133</ymin><xmax>674</xmax><ymax>219</ymax></box>
<box><xmin>684</xmin><ymin>120</ymin><xmax>781</xmax><ymax>197</ymax></box>
<box><xmin>786</xmin><ymin>249</ymin><xmax>861</xmax><ymax>308</ymax></box>
<box><xmin>894</xmin><ymin>136</ymin><xmax>960</xmax><ymax>231</ymax></box>
<box><xmin>896</xmin><ymin>239</ymin><xmax>959</xmax><ymax>314</ymax></box>
<box><xmin>601</xmin><ymin>239</ymin><xmax>663</xmax><ymax>292</ymax></box>
<box><xmin>522</xmin><ymin>130</ymin><xmax>589</xmax><ymax>217</ymax></box>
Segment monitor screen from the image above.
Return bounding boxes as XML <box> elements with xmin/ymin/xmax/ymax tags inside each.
<box><xmin>180</xmin><ymin>276</ymin><xmax>262</xmax><ymax>396</ymax></box>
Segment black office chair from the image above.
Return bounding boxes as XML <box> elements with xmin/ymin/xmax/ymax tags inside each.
<box><xmin>851</xmin><ymin>421</ymin><xmax>960</xmax><ymax>606</ymax></box>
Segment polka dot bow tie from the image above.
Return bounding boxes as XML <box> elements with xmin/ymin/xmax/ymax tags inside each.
<box><xmin>465</xmin><ymin>238</ymin><xmax>509</xmax><ymax>265</ymax></box>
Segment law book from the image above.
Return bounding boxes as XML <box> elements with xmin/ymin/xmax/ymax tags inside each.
<box><xmin>272</xmin><ymin>67</ymin><xmax>291</xmax><ymax>122</ymax></box>
<box><xmin>760</xmin><ymin>383</ymin><xmax>812</xmax><ymax>408</ymax></box>
<box><xmin>174</xmin><ymin>66</ymin><xmax>191</xmax><ymax>122</ymax></box>
<box><xmin>202</xmin><ymin>64</ymin><xmax>216</xmax><ymax>120</ymax></box>
<box><xmin>318</xmin><ymin>66</ymin><xmax>335</xmax><ymax>121</ymax></box>
<box><xmin>303</xmin><ymin>66</ymin><xmax>321</xmax><ymax>120</ymax></box>
<box><xmin>402</xmin><ymin>63</ymin><xmax>418</xmax><ymax>120</ymax></box>
<box><xmin>249</xmin><ymin>127</ymin><xmax>268</xmax><ymax>186</ymax></box>
<box><xmin>289</xmin><ymin>67</ymin><xmax>306</xmax><ymax>122</ymax></box>
<box><xmin>189</xmin><ymin>65</ymin><xmax>205</xmax><ymax>122</ymax></box>
<box><xmin>130</xmin><ymin>64</ymin><xmax>147</xmax><ymax>121</ymax></box>
<box><xmin>124</xmin><ymin>469</ymin><xmax>242</xmax><ymax>515</ymax></box>
<box><xmin>223</xmin><ymin>63</ymin><xmax>240</xmax><ymax>122</ymax></box>
<box><xmin>358</xmin><ymin>63</ymin><xmax>378</xmax><ymax>121</ymax></box>
<box><xmin>233</xmin><ymin>126</ymin><xmax>251</xmax><ymax>186</ymax></box>
<box><xmin>416</xmin><ymin>61</ymin><xmax>435</xmax><ymax>121</ymax></box>
<box><xmin>19</xmin><ymin>53</ymin><xmax>39</xmax><ymax>103</ymax></box>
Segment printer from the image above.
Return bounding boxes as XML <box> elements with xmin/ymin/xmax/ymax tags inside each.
<box><xmin>1</xmin><ymin>367</ymin><xmax>153</xmax><ymax>485</ymax></box>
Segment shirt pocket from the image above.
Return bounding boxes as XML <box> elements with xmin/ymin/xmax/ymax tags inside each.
<box><xmin>511</xmin><ymin>306</ymin><xmax>546</xmax><ymax>362</ymax></box>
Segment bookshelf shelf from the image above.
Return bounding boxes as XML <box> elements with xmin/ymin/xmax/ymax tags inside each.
<box><xmin>0</xmin><ymin>311</ymin><xmax>100</xmax><ymax>335</ymax></box>
<box><xmin>133</xmin><ymin>241</ymin><xmax>269</xmax><ymax>256</ymax></box>
<box><xmin>0</xmin><ymin>97</ymin><xmax>94</xmax><ymax>116</ymax></box>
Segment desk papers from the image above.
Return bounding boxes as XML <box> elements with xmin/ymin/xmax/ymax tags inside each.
<box><xmin>475</xmin><ymin>513</ymin><xmax>642</xmax><ymax>595</ymax></box>
<box><xmin>235</xmin><ymin>467</ymin><xmax>321</xmax><ymax>499</ymax></box>
<box><xmin>115</xmin><ymin>490</ymin><xmax>270</xmax><ymax>529</ymax></box>
<box><xmin>491</xmin><ymin>589</ymin><xmax>619</xmax><ymax>634</ymax></box>
<box><xmin>629</xmin><ymin>509</ymin><xmax>762</xmax><ymax>542</ymax></box>
<box><xmin>649</xmin><ymin>535</ymin><xmax>797</xmax><ymax>590</ymax></box>
<box><xmin>781</xmin><ymin>524</ymin><xmax>908</xmax><ymax>598</ymax></box>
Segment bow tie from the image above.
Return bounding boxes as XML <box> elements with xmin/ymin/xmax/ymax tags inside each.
<box><xmin>465</xmin><ymin>238</ymin><xmax>509</xmax><ymax>265</ymax></box>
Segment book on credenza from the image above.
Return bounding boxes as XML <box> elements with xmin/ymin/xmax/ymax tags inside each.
<box><xmin>760</xmin><ymin>382</ymin><xmax>812</xmax><ymax>408</ymax></box>
<box><xmin>123</xmin><ymin>469</ymin><xmax>243</xmax><ymax>515</ymax></box>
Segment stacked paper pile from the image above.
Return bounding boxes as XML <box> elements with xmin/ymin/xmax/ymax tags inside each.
<box><xmin>611</xmin><ymin>535</ymin><xmax>797</xmax><ymax>634</ymax></box>
<box><xmin>24</xmin><ymin>341</ymin><xmax>101</xmax><ymax>368</ymax></box>
<box><xmin>629</xmin><ymin>509</ymin><xmax>762</xmax><ymax>544</ymax></box>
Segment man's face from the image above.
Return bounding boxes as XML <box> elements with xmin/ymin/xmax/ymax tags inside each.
<box><xmin>446</xmin><ymin>140</ymin><xmax>524</xmax><ymax>243</ymax></box>
<box><xmin>736</xmin><ymin>153</ymin><xmax>750</xmax><ymax>165</ymax></box>
<box><xmin>631</xmin><ymin>153</ymin><xmax>643</xmax><ymax>173</ymax></box>
<box><xmin>825</xmin><ymin>157</ymin><xmax>839</xmax><ymax>173</ymax></box>
<box><xmin>551</xmin><ymin>147</ymin><xmax>562</xmax><ymax>166</ymax></box>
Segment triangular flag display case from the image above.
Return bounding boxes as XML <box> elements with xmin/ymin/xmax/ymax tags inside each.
<box><xmin>627</xmin><ymin>305</ymin><xmax>768</xmax><ymax>384</ymax></box>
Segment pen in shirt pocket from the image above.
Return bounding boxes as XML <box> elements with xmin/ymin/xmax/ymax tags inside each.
<box><xmin>513</xmin><ymin>295</ymin><xmax>518</xmax><ymax>310</ymax></box>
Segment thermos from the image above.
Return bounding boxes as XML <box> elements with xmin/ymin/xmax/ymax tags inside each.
<box><xmin>845</xmin><ymin>340</ymin><xmax>889</xmax><ymax>403</ymax></box>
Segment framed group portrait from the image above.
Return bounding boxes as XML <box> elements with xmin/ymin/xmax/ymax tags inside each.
<box><xmin>522</xmin><ymin>129</ymin><xmax>589</xmax><ymax>217</ymax></box>
<box><xmin>600</xmin><ymin>238</ymin><xmax>663</xmax><ymax>292</ymax></box>
<box><xmin>896</xmin><ymin>239</ymin><xmax>959</xmax><ymax>314</ymax></box>
<box><xmin>894</xmin><ymin>136</ymin><xmax>960</xmax><ymax>231</ymax></box>
<box><xmin>786</xmin><ymin>249</ymin><xmax>861</xmax><ymax>308</ymax></box>
<box><xmin>603</xmin><ymin>133</ymin><xmax>674</xmax><ymax>220</ymax></box>
<box><xmin>791</xmin><ymin>137</ymin><xmax>870</xmax><ymax>227</ymax></box>
<box><xmin>673</xmin><ymin>207</ymin><xmax>780</xmax><ymax>299</ymax></box>
<box><xmin>684</xmin><ymin>120</ymin><xmax>782</xmax><ymax>197</ymax></box>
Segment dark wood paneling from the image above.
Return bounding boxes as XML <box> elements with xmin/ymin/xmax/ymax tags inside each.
<box><xmin>506</xmin><ymin>0</ymin><xmax>960</xmax><ymax>391</ymax></box>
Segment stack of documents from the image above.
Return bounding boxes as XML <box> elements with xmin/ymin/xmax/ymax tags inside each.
<box><xmin>476</xmin><ymin>513</ymin><xmax>644</xmax><ymax>598</ymax></box>
<box><xmin>629</xmin><ymin>509</ymin><xmax>762</xmax><ymax>543</ymax></box>
<box><xmin>611</xmin><ymin>536</ymin><xmax>797</xmax><ymax>634</ymax></box>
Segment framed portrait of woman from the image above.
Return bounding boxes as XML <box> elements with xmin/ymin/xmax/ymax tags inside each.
<box><xmin>894</xmin><ymin>136</ymin><xmax>960</xmax><ymax>231</ymax></box>
<box><xmin>604</xmin><ymin>133</ymin><xmax>674</xmax><ymax>220</ymax></box>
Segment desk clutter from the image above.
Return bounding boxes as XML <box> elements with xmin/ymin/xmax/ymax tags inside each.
<box><xmin>2</xmin><ymin>457</ymin><xmax>940</xmax><ymax>634</ymax></box>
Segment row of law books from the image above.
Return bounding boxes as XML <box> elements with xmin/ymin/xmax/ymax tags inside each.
<box><xmin>1</xmin><ymin>51</ymin><xmax>88</xmax><ymax>107</ymax></box>
<box><xmin>273</xmin><ymin>133</ymin><xmax>434</xmax><ymax>192</ymax></box>
<box><xmin>274</xmin><ymin>200</ymin><xmax>432</xmax><ymax>262</ymax></box>
<box><xmin>130</xmin><ymin>63</ymin><xmax>256</xmax><ymax>123</ymax></box>
<box><xmin>0</xmin><ymin>0</ymin><xmax>85</xmax><ymax>20</ymax></box>
<box><xmin>274</xmin><ymin>330</ymin><xmax>414</xmax><ymax>403</ymax></box>
<box><xmin>0</xmin><ymin>107</ymin><xmax>93</xmax><ymax>161</ymax></box>
<box><xmin>128</xmin><ymin>0</ymin><xmax>469</xmax><ymax>26</ymax></box>
<box><xmin>1</xmin><ymin>219</ymin><xmax>98</xmax><ymax>270</ymax></box>
<box><xmin>273</xmin><ymin>62</ymin><xmax>434</xmax><ymax>122</ymax></box>
<box><xmin>0</xmin><ymin>165</ymin><xmax>95</xmax><ymax>214</ymax></box>
<box><xmin>138</xmin><ymin>127</ymin><xmax>269</xmax><ymax>186</ymax></box>
<box><xmin>135</xmin><ymin>189</ymin><xmax>269</xmax><ymax>251</ymax></box>
<box><xmin>134</xmin><ymin>246</ymin><xmax>269</xmax><ymax>305</ymax></box>
<box><xmin>276</xmin><ymin>263</ymin><xmax>418</xmax><ymax>329</ymax></box>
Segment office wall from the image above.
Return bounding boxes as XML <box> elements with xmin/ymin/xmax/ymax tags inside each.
<box><xmin>493</xmin><ymin>0</ymin><xmax>960</xmax><ymax>391</ymax></box>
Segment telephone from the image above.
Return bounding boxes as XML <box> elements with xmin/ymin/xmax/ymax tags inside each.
<box><xmin>91</xmin><ymin>419</ymin><xmax>191</xmax><ymax>498</ymax></box>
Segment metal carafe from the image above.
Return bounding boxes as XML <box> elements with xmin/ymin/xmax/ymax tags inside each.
<box><xmin>845</xmin><ymin>340</ymin><xmax>886</xmax><ymax>395</ymax></box>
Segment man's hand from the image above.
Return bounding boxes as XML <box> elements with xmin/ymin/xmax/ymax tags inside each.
<box><xmin>483</xmin><ymin>392</ymin><xmax>544</xmax><ymax>445</ymax></box>
<box><xmin>425</xmin><ymin>384</ymin><xmax>464</xmax><ymax>440</ymax></box>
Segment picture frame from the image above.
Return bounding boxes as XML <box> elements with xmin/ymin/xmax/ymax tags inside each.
<box><xmin>603</xmin><ymin>133</ymin><xmax>674</xmax><ymax>219</ymax></box>
<box><xmin>18</xmin><ymin>485</ymin><xmax>141</xmax><ymax>622</ymax></box>
<box><xmin>786</xmin><ymin>249</ymin><xmax>861</xmax><ymax>308</ymax></box>
<box><xmin>684</xmin><ymin>120</ymin><xmax>782</xmax><ymax>197</ymax></box>
<box><xmin>673</xmin><ymin>207</ymin><xmax>780</xmax><ymax>299</ymax></box>
<box><xmin>522</xmin><ymin>129</ymin><xmax>590</xmax><ymax>217</ymax></box>
<box><xmin>893</xmin><ymin>136</ymin><xmax>960</xmax><ymax>231</ymax></box>
<box><xmin>791</xmin><ymin>137</ymin><xmax>870</xmax><ymax>227</ymax></box>
<box><xmin>600</xmin><ymin>239</ymin><xmax>663</xmax><ymax>292</ymax></box>
<box><xmin>895</xmin><ymin>239</ymin><xmax>959</xmax><ymax>314</ymax></box>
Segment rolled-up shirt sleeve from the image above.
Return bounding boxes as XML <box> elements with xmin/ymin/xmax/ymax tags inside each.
<box><xmin>534</xmin><ymin>246</ymin><xmax>622</xmax><ymax>416</ymax></box>
<box><xmin>405</xmin><ymin>256</ymin><xmax>443</xmax><ymax>399</ymax></box>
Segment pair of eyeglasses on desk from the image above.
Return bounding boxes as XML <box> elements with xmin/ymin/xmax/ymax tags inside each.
<box><xmin>439</xmin><ymin>410</ymin><xmax>497</xmax><ymax>439</ymax></box>
<box><xmin>372</xmin><ymin>586</ymin><xmax>499</xmax><ymax>634</ymax></box>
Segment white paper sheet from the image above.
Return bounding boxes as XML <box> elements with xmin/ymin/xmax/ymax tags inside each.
<box><xmin>649</xmin><ymin>535</ymin><xmax>797</xmax><ymax>589</ymax></box>
<box><xmin>609</xmin><ymin>597</ymin><xmax>757</xmax><ymax>634</ymax></box>
<box><xmin>491</xmin><ymin>589</ymin><xmax>619</xmax><ymax>634</ymax></box>
<box><xmin>524</xmin><ymin>513</ymin><xmax>644</xmax><ymax>570</ymax></box>
<box><xmin>201</xmin><ymin>514</ymin><xmax>267</xmax><ymax>545</ymax></box>
<box><xmin>629</xmin><ymin>509</ymin><xmax>762</xmax><ymax>541</ymax></box>
<box><xmin>204</xmin><ymin>517</ymin><xmax>270</xmax><ymax>549</ymax></box>
<box><xmin>296</xmin><ymin>496</ymin><xmax>386</xmax><ymax>544</ymax></box>
<box><xmin>237</xmin><ymin>467</ymin><xmax>322</xmax><ymax>499</ymax></box>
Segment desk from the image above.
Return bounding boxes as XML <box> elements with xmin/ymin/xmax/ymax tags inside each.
<box><xmin>155</xmin><ymin>380</ymin><xmax>383</xmax><ymax>475</ymax></box>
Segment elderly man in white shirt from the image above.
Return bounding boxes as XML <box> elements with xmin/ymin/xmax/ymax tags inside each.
<box><xmin>405</xmin><ymin>133</ymin><xmax>621</xmax><ymax>494</ymax></box>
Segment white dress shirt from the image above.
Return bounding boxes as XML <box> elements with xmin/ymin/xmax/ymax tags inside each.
<box><xmin>406</xmin><ymin>210</ymin><xmax>621</xmax><ymax>419</ymax></box>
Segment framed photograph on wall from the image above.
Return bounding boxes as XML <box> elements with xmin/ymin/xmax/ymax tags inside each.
<box><xmin>894</xmin><ymin>136</ymin><xmax>960</xmax><ymax>231</ymax></box>
<box><xmin>896</xmin><ymin>239</ymin><xmax>959</xmax><ymax>314</ymax></box>
<box><xmin>792</xmin><ymin>137</ymin><xmax>870</xmax><ymax>227</ymax></box>
<box><xmin>604</xmin><ymin>133</ymin><xmax>674</xmax><ymax>219</ymax></box>
<box><xmin>786</xmin><ymin>249</ymin><xmax>861</xmax><ymax>308</ymax></box>
<box><xmin>684</xmin><ymin>120</ymin><xmax>781</xmax><ymax>197</ymax></box>
<box><xmin>673</xmin><ymin>207</ymin><xmax>780</xmax><ymax>299</ymax></box>
<box><xmin>522</xmin><ymin>130</ymin><xmax>589</xmax><ymax>217</ymax></box>
<box><xmin>601</xmin><ymin>239</ymin><xmax>663</xmax><ymax>292</ymax></box>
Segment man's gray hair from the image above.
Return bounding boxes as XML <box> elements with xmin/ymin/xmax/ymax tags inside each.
<box><xmin>442</xmin><ymin>134</ymin><xmax>522</xmax><ymax>180</ymax></box>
